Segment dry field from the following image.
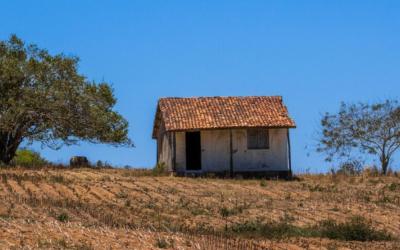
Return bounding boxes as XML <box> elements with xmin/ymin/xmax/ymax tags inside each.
<box><xmin>0</xmin><ymin>167</ymin><xmax>399</xmax><ymax>249</ymax></box>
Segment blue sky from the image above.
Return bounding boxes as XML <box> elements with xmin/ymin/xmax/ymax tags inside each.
<box><xmin>1</xmin><ymin>1</ymin><xmax>399</xmax><ymax>172</ymax></box>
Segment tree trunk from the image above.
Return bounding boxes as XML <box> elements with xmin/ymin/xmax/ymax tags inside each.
<box><xmin>0</xmin><ymin>132</ymin><xmax>21</xmax><ymax>165</ymax></box>
<box><xmin>0</xmin><ymin>152</ymin><xmax>15</xmax><ymax>165</ymax></box>
<box><xmin>380</xmin><ymin>155</ymin><xmax>389</xmax><ymax>175</ymax></box>
<box><xmin>0</xmin><ymin>146</ymin><xmax>17</xmax><ymax>165</ymax></box>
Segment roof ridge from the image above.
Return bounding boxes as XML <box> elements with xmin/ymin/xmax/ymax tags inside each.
<box><xmin>159</xmin><ymin>95</ymin><xmax>283</xmax><ymax>100</ymax></box>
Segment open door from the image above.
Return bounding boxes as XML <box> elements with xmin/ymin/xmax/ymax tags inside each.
<box><xmin>186</xmin><ymin>132</ymin><xmax>201</xmax><ymax>170</ymax></box>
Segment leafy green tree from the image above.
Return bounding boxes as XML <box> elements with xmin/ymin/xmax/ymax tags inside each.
<box><xmin>0</xmin><ymin>35</ymin><xmax>132</xmax><ymax>164</ymax></box>
<box><xmin>317</xmin><ymin>100</ymin><xmax>400</xmax><ymax>174</ymax></box>
<box><xmin>12</xmin><ymin>149</ymin><xmax>47</xmax><ymax>167</ymax></box>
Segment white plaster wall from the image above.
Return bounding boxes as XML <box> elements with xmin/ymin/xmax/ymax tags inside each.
<box><xmin>173</xmin><ymin>128</ymin><xmax>289</xmax><ymax>173</ymax></box>
<box><xmin>232</xmin><ymin>128</ymin><xmax>289</xmax><ymax>171</ymax></box>
<box><xmin>201</xmin><ymin>130</ymin><xmax>230</xmax><ymax>172</ymax></box>
<box><xmin>175</xmin><ymin>132</ymin><xmax>186</xmax><ymax>172</ymax></box>
<box><xmin>159</xmin><ymin>133</ymin><xmax>173</xmax><ymax>171</ymax></box>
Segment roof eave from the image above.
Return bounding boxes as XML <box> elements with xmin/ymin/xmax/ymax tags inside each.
<box><xmin>163</xmin><ymin>125</ymin><xmax>296</xmax><ymax>133</ymax></box>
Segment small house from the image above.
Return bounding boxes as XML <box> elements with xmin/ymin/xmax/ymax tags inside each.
<box><xmin>152</xmin><ymin>96</ymin><xmax>296</xmax><ymax>177</ymax></box>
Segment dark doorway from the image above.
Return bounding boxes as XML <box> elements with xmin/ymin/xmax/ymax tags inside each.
<box><xmin>186</xmin><ymin>132</ymin><xmax>201</xmax><ymax>170</ymax></box>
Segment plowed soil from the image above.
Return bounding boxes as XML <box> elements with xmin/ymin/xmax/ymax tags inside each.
<box><xmin>0</xmin><ymin>168</ymin><xmax>399</xmax><ymax>249</ymax></box>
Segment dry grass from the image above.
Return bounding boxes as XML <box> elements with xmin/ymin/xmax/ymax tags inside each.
<box><xmin>0</xmin><ymin>167</ymin><xmax>399</xmax><ymax>249</ymax></box>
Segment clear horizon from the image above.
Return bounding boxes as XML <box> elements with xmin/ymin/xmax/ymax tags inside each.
<box><xmin>1</xmin><ymin>1</ymin><xmax>399</xmax><ymax>172</ymax></box>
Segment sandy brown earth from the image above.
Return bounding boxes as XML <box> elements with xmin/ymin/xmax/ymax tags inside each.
<box><xmin>0</xmin><ymin>168</ymin><xmax>399</xmax><ymax>249</ymax></box>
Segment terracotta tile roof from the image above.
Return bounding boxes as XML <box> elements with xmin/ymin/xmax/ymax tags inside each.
<box><xmin>152</xmin><ymin>96</ymin><xmax>295</xmax><ymax>138</ymax></box>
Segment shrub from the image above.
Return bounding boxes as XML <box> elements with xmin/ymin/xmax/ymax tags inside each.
<box><xmin>219</xmin><ymin>207</ymin><xmax>233</xmax><ymax>218</ymax></box>
<box><xmin>230</xmin><ymin>219</ymin><xmax>316</xmax><ymax>239</ymax></box>
<box><xmin>363</xmin><ymin>165</ymin><xmax>380</xmax><ymax>177</ymax></box>
<box><xmin>260</xmin><ymin>179</ymin><xmax>267</xmax><ymax>187</ymax></box>
<box><xmin>228</xmin><ymin>216</ymin><xmax>393</xmax><ymax>241</ymax></box>
<box><xmin>12</xmin><ymin>149</ymin><xmax>47</xmax><ymax>167</ymax></box>
<box><xmin>56</xmin><ymin>213</ymin><xmax>69</xmax><ymax>222</ymax></box>
<box><xmin>337</xmin><ymin>160</ymin><xmax>363</xmax><ymax>176</ymax></box>
<box><xmin>317</xmin><ymin>216</ymin><xmax>392</xmax><ymax>241</ymax></box>
<box><xmin>386</xmin><ymin>182</ymin><xmax>400</xmax><ymax>191</ymax></box>
<box><xmin>219</xmin><ymin>205</ymin><xmax>244</xmax><ymax>218</ymax></box>
<box><xmin>96</xmin><ymin>160</ymin><xmax>104</xmax><ymax>168</ymax></box>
